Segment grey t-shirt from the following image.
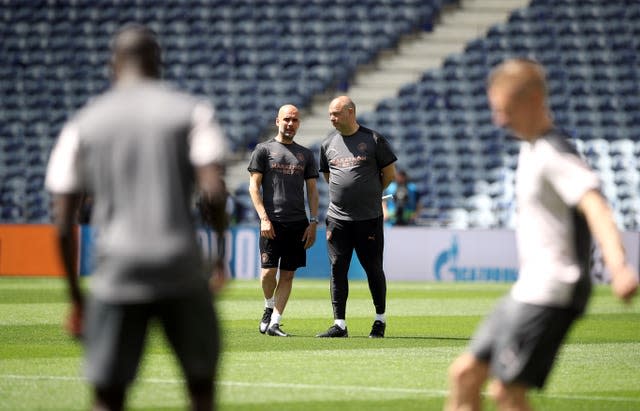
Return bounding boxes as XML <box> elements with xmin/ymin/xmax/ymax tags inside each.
<box><xmin>45</xmin><ymin>80</ymin><xmax>227</xmax><ymax>302</ymax></box>
<box><xmin>248</xmin><ymin>139</ymin><xmax>319</xmax><ymax>222</ymax></box>
<box><xmin>320</xmin><ymin>126</ymin><xmax>397</xmax><ymax>221</ymax></box>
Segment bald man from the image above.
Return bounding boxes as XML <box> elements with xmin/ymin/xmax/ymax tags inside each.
<box><xmin>317</xmin><ymin>96</ymin><xmax>397</xmax><ymax>338</ymax></box>
<box><xmin>46</xmin><ymin>24</ymin><xmax>228</xmax><ymax>410</ymax></box>
<box><xmin>248</xmin><ymin>104</ymin><xmax>319</xmax><ymax>337</ymax></box>
<box><xmin>445</xmin><ymin>59</ymin><xmax>638</xmax><ymax>411</ymax></box>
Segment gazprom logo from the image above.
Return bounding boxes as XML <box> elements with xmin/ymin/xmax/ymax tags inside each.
<box><xmin>434</xmin><ymin>236</ymin><xmax>459</xmax><ymax>281</ymax></box>
<box><xmin>434</xmin><ymin>235</ymin><xmax>518</xmax><ymax>282</ymax></box>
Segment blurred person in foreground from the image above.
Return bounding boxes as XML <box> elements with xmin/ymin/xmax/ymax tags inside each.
<box><xmin>382</xmin><ymin>169</ymin><xmax>420</xmax><ymax>226</ymax></box>
<box><xmin>46</xmin><ymin>24</ymin><xmax>228</xmax><ymax>411</ymax></box>
<box><xmin>445</xmin><ymin>58</ymin><xmax>638</xmax><ymax>411</ymax></box>
<box><xmin>248</xmin><ymin>104</ymin><xmax>319</xmax><ymax>337</ymax></box>
<box><xmin>317</xmin><ymin>96</ymin><xmax>397</xmax><ymax>338</ymax></box>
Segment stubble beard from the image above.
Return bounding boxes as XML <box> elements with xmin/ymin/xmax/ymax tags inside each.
<box><xmin>281</xmin><ymin>130</ymin><xmax>295</xmax><ymax>142</ymax></box>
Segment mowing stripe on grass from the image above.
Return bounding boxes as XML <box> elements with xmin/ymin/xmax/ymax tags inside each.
<box><xmin>0</xmin><ymin>374</ymin><xmax>441</xmax><ymax>396</ymax></box>
<box><xmin>3</xmin><ymin>374</ymin><xmax>640</xmax><ymax>404</ymax></box>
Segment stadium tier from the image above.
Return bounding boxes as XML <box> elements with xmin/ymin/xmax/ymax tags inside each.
<box><xmin>1</xmin><ymin>0</ymin><xmax>445</xmax><ymax>222</ymax></box>
<box><xmin>1</xmin><ymin>0</ymin><xmax>639</xmax><ymax>229</ymax></box>
<box><xmin>356</xmin><ymin>0</ymin><xmax>640</xmax><ymax>229</ymax></box>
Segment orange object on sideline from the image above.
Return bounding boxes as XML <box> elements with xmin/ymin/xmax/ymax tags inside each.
<box><xmin>0</xmin><ymin>224</ymin><xmax>76</xmax><ymax>277</ymax></box>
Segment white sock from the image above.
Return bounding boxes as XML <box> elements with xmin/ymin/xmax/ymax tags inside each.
<box><xmin>375</xmin><ymin>313</ymin><xmax>386</xmax><ymax>323</ymax></box>
<box><xmin>334</xmin><ymin>319</ymin><xmax>347</xmax><ymax>329</ymax></box>
<box><xmin>269</xmin><ymin>311</ymin><xmax>282</xmax><ymax>327</ymax></box>
<box><xmin>265</xmin><ymin>298</ymin><xmax>275</xmax><ymax>309</ymax></box>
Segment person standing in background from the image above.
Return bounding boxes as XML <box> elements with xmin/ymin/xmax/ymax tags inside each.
<box><xmin>317</xmin><ymin>96</ymin><xmax>397</xmax><ymax>338</ymax></box>
<box><xmin>382</xmin><ymin>169</ymin><xmax>420</xmax><ymax>226</ymax></box>
<box><xmin>248</xmin><ymin>104</ymin><xmax>319</xmax><ymax>337</ymax></box>
<box><xmin>46</xmin><ymin>24</ymin><xmax>228</xmax><ymax>411</ymax></box>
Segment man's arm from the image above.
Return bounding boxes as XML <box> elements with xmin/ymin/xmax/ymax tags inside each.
<box><xmin>382</xmin><ymin>197</ymin><xmax>390</xmax><ymax>222</ymax></box>
<box><xmin>249</xmin><ymin>172</ymin><xmax>275</xmax><ymax>239</ymax></box>
<box><xmin>46</xmin><ymin>121</ymin><xmax>85</xmax><ymax>337</ymax></box>
<box><xmin>380</xmin><ymin>163</ymin><xmax>396</xmax><ymax>190</ymax></box>
<box><xmin>578</xmin><ymin>189</ymin><xmax>638</xmax><ymax>302</ymax></box>
<box><xmin>197</xmin><ymin>163</ymin><xmax>228</xmax><ymax>232</ymax></box>
<box><xmin>302</xmin><ymin>178</ymin><xmax>319</xmax><ymax>249</ymax></box>
<box><xmin>306</xmin><ymin>178</ymin><xmax>319</xmax><ymax>219</ymax></box>
<box><xmin>51</xmin><ymin>192</ymin><xmax>83</xmax><ymax>337</ymax></box>
<box><xmin>196</xmin><ymin>162</ymin><xmax>228</xmax><ymax>292</ymax></box>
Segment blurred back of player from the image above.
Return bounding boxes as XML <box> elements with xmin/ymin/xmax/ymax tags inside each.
<box><xmin>46</xmin><ymin>24</ymin><xmax>229</xmax><ymax>411</ymax></box>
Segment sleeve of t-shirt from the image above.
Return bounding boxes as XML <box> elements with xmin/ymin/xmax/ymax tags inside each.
<box><xmin>542</xmin><ymin>141</ymin><xmax>601</xmax><ymax>206</ymax></box>
<box><xmin>247</xmin><ymin>144</ymin><xmax>267</xmax><ymax>174</ymax></box>
<box><xmin>319</xmin><ymin>144</ymin><xmax>329</xmax><ymax>173</ymax></box>
<box><xmin>304</xmin><ymin>149</ymin><xmax>319</xmax><ymax>180</ymax></box>
<box><xmin>374</xmin><ymin>133</ymin><xmax>398</xmax><ymax>169</ymax></box>
<box><xmin>189</xmin><ymin>102</ymin><xmax>227</xmax><ymax>167</ymax></box>
<box><xmin>45</xmin><ymin>121</ymin><xmax>84</xmax><ymax>194</ymax></box>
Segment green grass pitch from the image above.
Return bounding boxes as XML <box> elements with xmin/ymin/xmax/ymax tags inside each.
<box><xmin>0</xmin><ymin>277</ymin><xmax>638</xmax><ymax>410</ymax></box>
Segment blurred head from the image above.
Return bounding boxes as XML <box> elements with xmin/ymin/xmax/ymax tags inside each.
<box><xmin>396</xmin><ymin>170</ymin><xmax>408</xmax><ymax>185</ymax></box>
<box><xmin>487</xmin><ymin>58</ymin><xmax>552</xmax><ymax>141</ymax></box>
<box><xmin>275</xmin><ymin>104</ymin><xmax>300</xmax><ymax>143</ymax></box>
<box><xmin>111</xmin><ymin>24</ymin><xmax>162</xmax><ymax>82</ymax></box>
<box><xmin>328</xmin><ymin>96</ymin><xmax>358</xmax><ymax>136</ymax></box>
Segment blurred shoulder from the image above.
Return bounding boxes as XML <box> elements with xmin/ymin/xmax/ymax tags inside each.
<box><xmin>538</xmin><ymin>128</ymin><xmax>579</xmax><ymax>157</ymax></box>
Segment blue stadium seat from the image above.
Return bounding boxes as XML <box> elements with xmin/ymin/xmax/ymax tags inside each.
<box><xmin>4</xmin><ymin>1</ymin><xmax>640</xmax><ymax>226</ymax></box>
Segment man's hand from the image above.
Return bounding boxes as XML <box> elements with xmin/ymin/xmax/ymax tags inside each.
<box><xmin>611</xmin><ymin>263</ymin><xmax>639</xmax><ymax>303</ymax></box>
<box><xmin>209</xmin><ymin>259</ymin><xmax>227</xmax><ymax>294</ymax></box>
<box><xmin>65</xmin><ymin>299</ymin><xmax>84</xmax><ymax>339</ymax></box>
<box><xmin>260</xmin><ymin>217</ymin><xmax>275</xmax><ymax>239</ymax></box>
<box><xmin>302</xmin><ymin>223</ymin><xmax>317</xmax><ymax>249</ymax></box>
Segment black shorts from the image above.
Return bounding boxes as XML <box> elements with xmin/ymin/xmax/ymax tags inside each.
<box><xmin>83</xmin><ymin>288</ymin><xmax>219</xmax><ymax>387</ymax></box>
<box><xmin>259</xmin><ymin>219</ymin><xmax>308</xmax><ymax>271</ymax></box>
<box><xmin>470</xmin><ymin>296</ymin><xmax>580</xmax><ymax>389</ymax></box>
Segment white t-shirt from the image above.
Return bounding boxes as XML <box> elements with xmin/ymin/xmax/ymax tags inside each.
<box><xmin>511</xmin><ymin>130</ymin><xmax>600</xmax><ymax>309</ymax></box>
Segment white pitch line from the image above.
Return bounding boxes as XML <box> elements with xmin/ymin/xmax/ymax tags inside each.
<box><xmin>221</xmin><ymin>380</ymin><xmax>445</xmax><ymax>396</ymax></box>
<box><xmin>0</xmin><ymin>374</ymin><xmax>439</xmax><ymax>396</ymax></box>
<box><xmin>1</xmin><ymin>374</ymin><xmax>639</xmax><ymax>403</ymax></box>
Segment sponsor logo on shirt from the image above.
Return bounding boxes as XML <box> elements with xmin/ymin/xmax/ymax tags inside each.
<box><xmin>270</xmin><ymin>162</ymin><xmax>304</xmax><ymax>175</ymax></box>
<box><xmin>329</xmin><ymin>155</ymin><xmax>367</xmax><ymax>168</ymax></box>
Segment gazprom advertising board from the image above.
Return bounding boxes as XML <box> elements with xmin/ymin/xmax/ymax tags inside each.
<box><xmin>384</xmin><ymin>228</ymin><xmax>519</xmax><ymax>281</ymax></box>
<box><xmin>78</xmin><ymin>226</ymin><xmax>639</xmax><ymax>283</ymax></box>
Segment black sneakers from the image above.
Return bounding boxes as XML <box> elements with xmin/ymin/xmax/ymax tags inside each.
<box><xmin>259</xmin><ymin>307</ymin><xmax>273</xmax><ymax>334</ymax></box>
<box><xmin>267</xmin><ymin>323</ymin><xmax>289</xmax><ymax>337</ymax></box>
<box><xmin>369</xmin><ymin>320</ymin><xmax>386</xmax><ymax>338</ymax></box>
<box><xmin>316</xmin><ymin>324</ymin><xmax>348</xmax><ymax>338</ymax></box>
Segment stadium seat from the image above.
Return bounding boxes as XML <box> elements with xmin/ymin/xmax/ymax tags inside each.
<box><xmin>4</xmin><ymin>1</ymin><xmax>640</xmax><ymax>227</ymax></box>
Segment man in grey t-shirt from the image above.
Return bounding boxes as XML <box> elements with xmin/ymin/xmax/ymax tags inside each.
<box><xmin>248</xmin><ymin>104</ymin><xmax>319</xmax><ymax>337</ymax></box>
<box><xmin>317</xmin><ymin>96</ymin><xmax>397</xmax><ymax>338</ymax></box>
<box><xmin>46</xmin><ymin>25</ymin><xmax>228</xmax><ymax>411</ymax></box>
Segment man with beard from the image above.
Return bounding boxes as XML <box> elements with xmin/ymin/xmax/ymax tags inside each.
<box><xmin>248</xmin><ymin>104</ymin><xmax>319</xmax><ymax>337</ymax></box>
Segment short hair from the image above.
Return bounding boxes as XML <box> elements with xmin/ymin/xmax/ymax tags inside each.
<box><xmin>344</xmin><ymin>100</ymin><xmax>356</xmax><ymax>113</ymax></box>
<box><xmin>111</xmin><ymin>24</ymin><xmax>162</xmax><ymax>77</ymax></box>
<box><xmin>487</xmin><ymin>58</ymin><xmax>548</xmax><ymax>98</ymax></box>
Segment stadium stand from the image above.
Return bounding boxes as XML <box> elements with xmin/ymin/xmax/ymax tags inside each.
<box><xmin>0</xmin><ymin>0</ymin><xmax>447</xmax><ymax>223</ymax></box>
<box><xmin>1</xmin><ymin>0</ymin><xmax>639</xmax><ymax>230</ymax></box>
<box><xmin>357</xmin><ymin>0</ymin><xmax>640</xmax><ymax>229</ymax></box>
